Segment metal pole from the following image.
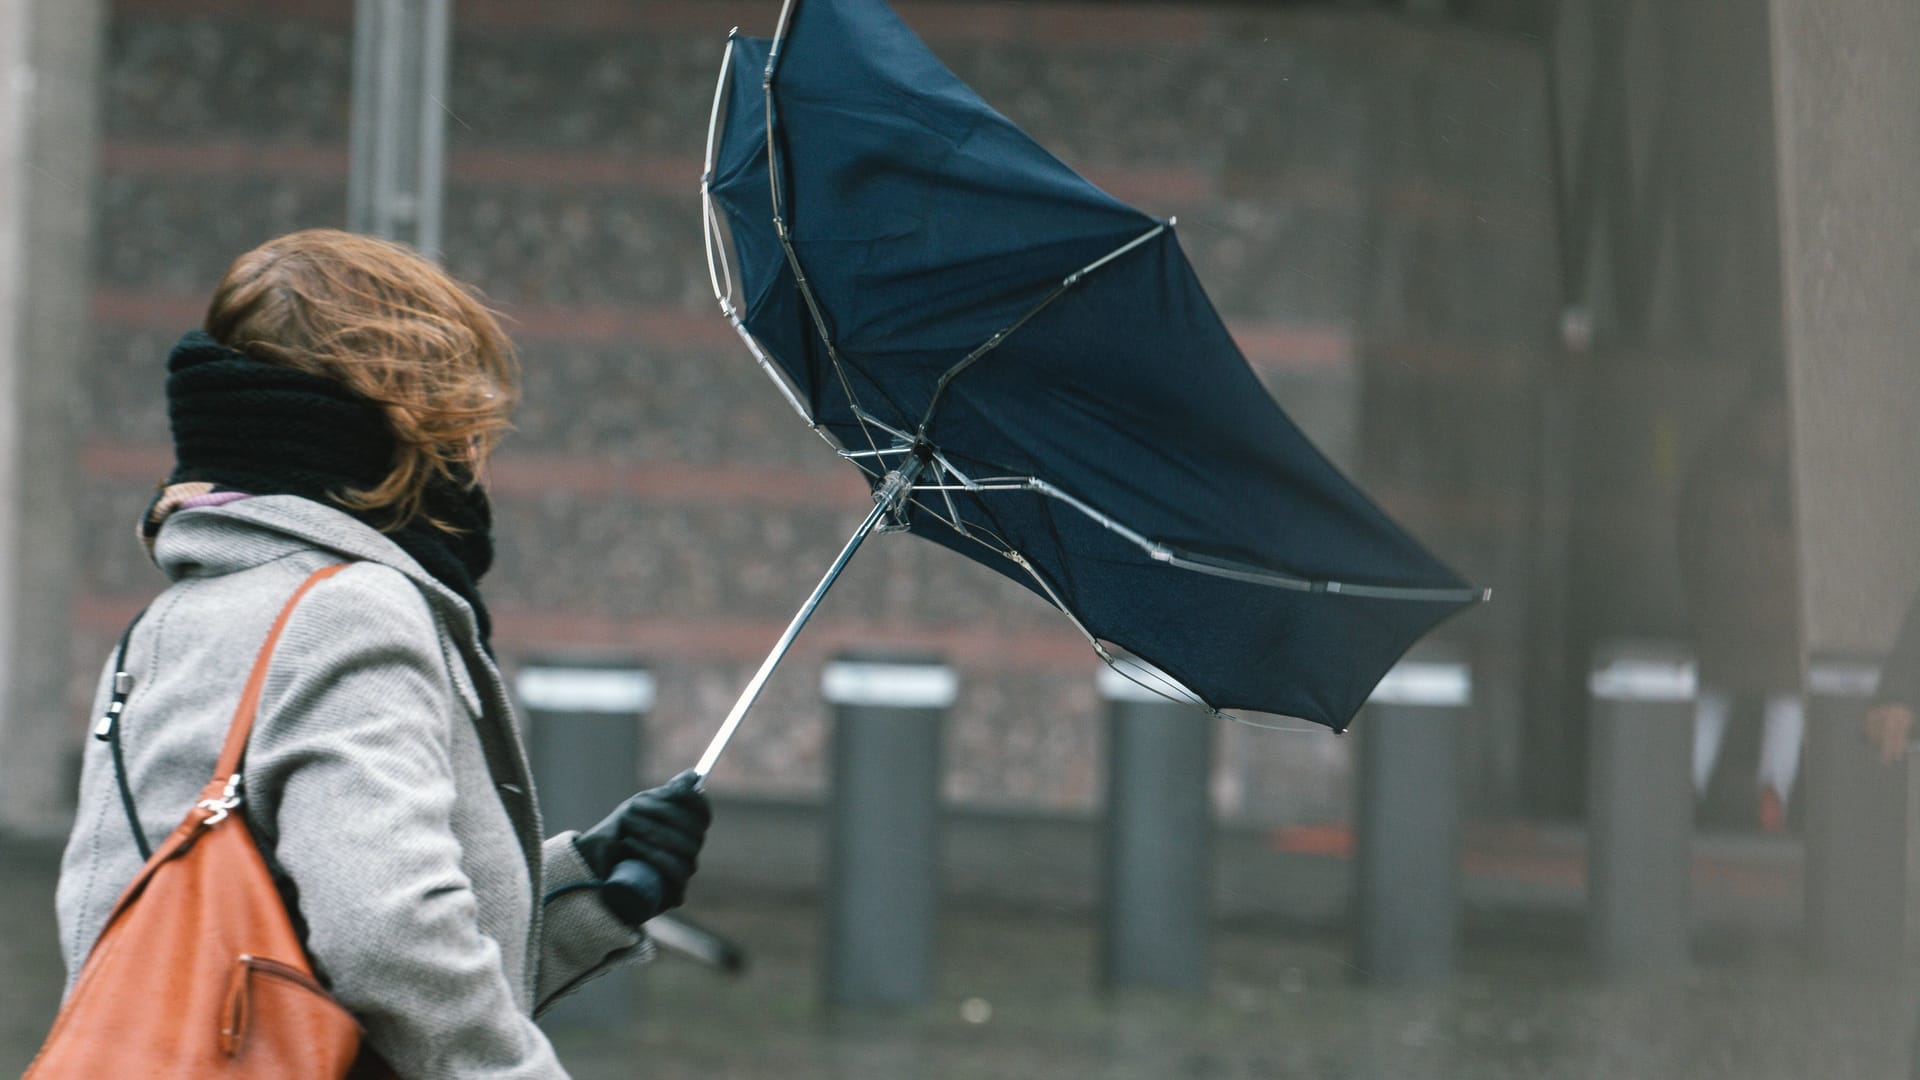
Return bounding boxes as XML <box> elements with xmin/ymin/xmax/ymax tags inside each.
<box><xmin>348</xmin><ymin>0</ymin><xmax>450</xmax><ymax>256</ymax></box>
<box><xmin>0</xmin><ymin>0</ymin><xmax>99</xmax><ymax>836</ymax></box>
<box><xmin>1355</xmin><ymin>650</ymin><xmax>1470</xmax><ymax>983</ymax></box>
<box><xmin>600</xmin><ymin>460</ymin><xmax>927</xmax><ymax>920</ymax></box>
<box><xmin>1586</xmin><ymin>640</ymin><xmax>1695</xmax><ymax>976</ymax></box>
<box><xmin>693</xmin><ymin>457</ymin><xmax>924</xmax><ymax>779</ymax></box>
<box><xmin>1098</xmin><ymin>661</ymin><xmax>1212</xmax><ymax>993</ymax></box>
<box><xmin>823</xmin><ymin>652</ymin><xmax>953</xmax><ymax>1008</ymax></box>
<box><xmin>517</xmin><ymin>658</ymin><xmax>656</xmax><ymax>1028</ymax></box>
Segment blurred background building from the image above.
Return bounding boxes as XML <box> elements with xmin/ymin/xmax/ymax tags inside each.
<box><xmin>9</xmin><ymin>0</ymin><xmax>1920</xmax><ymax>1074</ymax></box>
<box><xmin>6</xmin><ymin>0</ymin><xmax>1563</xmax><ymax>828</ymax></box>
<box><xmin>3</xmin><ymin>0</ymin><xmax>1918</xmax><ymax>948</ymax></box>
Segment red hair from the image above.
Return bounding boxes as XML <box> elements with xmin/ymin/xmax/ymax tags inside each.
<box><xmin>203</xmin><ymin>229</ymin><xmax>519</xmax><ymax>529</ymax></box>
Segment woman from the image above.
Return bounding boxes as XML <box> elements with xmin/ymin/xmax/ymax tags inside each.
<box><xmin>54</xmin><ymin>229</ymin><xmax>708</xmax><ymax>1077</ymax></box>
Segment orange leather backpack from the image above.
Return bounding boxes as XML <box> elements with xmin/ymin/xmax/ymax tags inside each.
<box><xmin>29</xmin><ymin>564</ymin><xmax>383</xmax><ymax>1077</ymax></box>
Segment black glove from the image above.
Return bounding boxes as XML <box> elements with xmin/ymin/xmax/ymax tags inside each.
<box><xmin>573</xmin><ymin>770</ymin><xmax>712</xmax><ymax>922</ymax></box>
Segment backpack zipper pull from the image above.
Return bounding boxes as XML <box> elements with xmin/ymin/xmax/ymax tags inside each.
<box><xmin>93</xmin><ymin>671</ymin><xmax>133</xmax><ymax>740</ymax></box>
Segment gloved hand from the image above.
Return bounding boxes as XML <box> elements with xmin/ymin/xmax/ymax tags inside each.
<box><xmin>573</xmin><ymin>770</ymin><xmax>712</xmax><ymax>923</ymax></box>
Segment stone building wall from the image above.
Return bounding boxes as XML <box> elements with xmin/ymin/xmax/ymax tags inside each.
<box><xmin>78</xmin><ymin>0</ymin><xmax>1556</xmax><ymax>824</ymax></box>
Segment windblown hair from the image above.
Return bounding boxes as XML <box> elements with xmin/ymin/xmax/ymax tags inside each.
<box><xmin>203</xmin><ymin>229</ymin><xmax>519</xmax><ymax>530</ymax></box>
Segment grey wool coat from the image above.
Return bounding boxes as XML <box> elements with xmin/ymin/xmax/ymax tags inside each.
<box><xmin>56</xmin><ymin>495</ymin><xmax>646</xmax><ymax>1079</ymax></box>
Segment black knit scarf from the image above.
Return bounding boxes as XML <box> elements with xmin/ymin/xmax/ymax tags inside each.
<box><xmin>163</xmin><ymin>330</ymin><xmax>495</xmax><ymax>645</ymax></box>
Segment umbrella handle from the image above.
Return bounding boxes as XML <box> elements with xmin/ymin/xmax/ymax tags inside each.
<box><xmin>600</xmin><ymin>858</ymin><xmax>666</xmax><ymax>925</ymax></box>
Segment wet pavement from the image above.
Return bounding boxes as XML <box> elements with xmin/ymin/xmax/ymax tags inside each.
<box><xmin>5</xmin><ymin>831</ymin><xmax>1915</xmax><ymax>1079</ymax></box>
<box><xmin>547</xmin><ymin>908</ymin><xmax>1916</xmax><ymax>1079</ymax></box>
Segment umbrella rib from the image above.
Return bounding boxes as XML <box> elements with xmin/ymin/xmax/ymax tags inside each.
<box><xmin>706</xmin><ymin>32</ymin><xmax>821</xmax><ymax>429</ymax></box>
<box><xmin>891</xmin><ymin>477</ymin><xmax>1256</xmax><ymax>720</ymax></box>
<box><xmin>1003</xmin><ymin>548</ymin><xmax>1107</xmax><ymax>654</ymax></box>
<box><xmin>843</xmin><ymin>439</ymin><xmax>974</xmax><ymax>537</ymax></box>
<box><xmin>745</xmin><ymin>12</ymin><xmax>1168</xmax><ymax>462</ymax></box>
<box><xmin>914</xmin><ymin>222</ymin><xmax>1167</xmax><ymax>436</ymax></box>
<box><xmin>765</xmin><ymin>0</ymin><xmax>797</xmax><ymax>82</ymax></box>
<box><xmin>908</xmin><ymin>491</ymin><xmax>1013</xmax><ymax>554</ymax></box>
<box><xmin>720</xmin><ymin>304</ymin><xmax>817</xmax><ymax>427</ymax></box>
<box><xmin>925</xmin><ymin>447</ymin><xmax>982</xmax><ymax>535</ymax></box>
<box><xmin>880</xmin><ymin>460</ymin><xmax>1231</xmax><ymax>717</ymax></box>
<box><xmin>701</xmin><ymin>34</ymin><xmax>738</xmax><ymax>311</ymax></box>
<box><xmin>1158</xmin><ymin>548</ymin><xmax>1491</xmax><ymax>603</ymax></box>
<box><xmin>701</xmin><ymin>191</ymin><xmax>733</xmax><ymax>309</ymax></box>
<box><xmin>900</xmin><ymin>481</ymin><xmax>1446</xmax><ymax>725</ymax></box>
<box><xmin>756</xmin><ymin>6</ymin><xmax>887</xmax><ymax>462</ymax></box>
<box><xmin>917</xmin><ymin>452</ymin><xmax>973</xmax><ymax>538</ymax></box>
<box><xmin>772</xmin><ymin>229</ymin><xmax>885</xmax><ymax>457</ymax></box>
<box><xmin>893</xmin><ymin>480</ymin><xmax>1110</xmax><ymax>660</ymax></box>
<box><xmin>906</xmin><ymin>487</ymin><xmax>1224</xmax><ymax>718</ymax></box>
<box><xmin>918</xmin><ymin>475</ymin><xmax>1489</xmax><ymax>604</ymax></box>
<box><xmin>849</xmin><ymin>406</ymin><xmax>915</xmax><ymax>445</ymax></box>
<box><xmin>1101</xmin><ymin>654</ymin><xmax>1212</xmax><ymax>710</ymax></box>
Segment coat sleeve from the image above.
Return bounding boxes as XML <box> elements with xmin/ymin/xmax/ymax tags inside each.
<box><xmin>247</xmin><ymin>565</ymin><xmax>568</xmax><ymax>1080</ymax></box>
<box><xmin>532</xmin><ymin>833</ymin><xmax>654</xmax><ymax>1014</ymax></box>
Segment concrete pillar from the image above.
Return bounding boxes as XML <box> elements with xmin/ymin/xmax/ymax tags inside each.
<box><xmin>517</xmin><ymin>658</ymin><xmax>656</xmax><ymax>1028</ymax></box>
<box><xmin>1354</xmin><ymin>651</ymin><xmax>1470</xmax><ymax>983</ymax></box>
<box><xmin>1586</xmin><ymin>641</ymin><xmax>1694</xmax><ymax>975</ymax></box>
<box><xmin>350</xmin><ymin>0</ymin><xmax>451</xmax><ymax>255</ymax></box>
<box><xmin>0</xmin><ymin>0</ymin><xmax>104</xmax><ymax>836</ymax></box>
<box><xmin>1771</xmin><ymin>0</ymin><xmax>1920</xmax><ymax>665</ymax></box>
<box><xmin>1769</xmin><ymin>0</ymin><xmax>1920</xmax><ymax>973</ymax></box>
<box><xmin>1097</xmin><ymin>664</ymin><xmax>1212</xmax><ymax>993</ymax></box>
<box><xmin>1803</xmin><ymin>656</ymin><xmax>1905</xmax><ymax>974</ymax></box>
<box><xmin>822</xmin><ymin>653</ymin><xmax>953</xmax><ymax>1009</ymax></box>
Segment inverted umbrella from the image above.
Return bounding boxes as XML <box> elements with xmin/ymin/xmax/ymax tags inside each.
<box><xmin>601</xmin><ymin>0</ymin><xmax>1487</xmax><ymax>918</ymax></box>
<box><xmin>695</xmin><ymin>0</ymin><xmax>1483</xmax><ymax>748</ymax></box>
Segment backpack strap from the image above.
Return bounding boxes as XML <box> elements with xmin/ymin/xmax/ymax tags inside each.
<box><xmin>99</xmin><ymin>563</ymin><xmax>350</xmax><ymax>863</ymax></box>
<box><xmin>97</xmin><ymin>609</ymin><xmax>153</xmax><ymax>859</ymax></box>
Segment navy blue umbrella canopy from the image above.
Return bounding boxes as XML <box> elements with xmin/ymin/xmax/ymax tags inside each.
<box><xmin>702</xmin><ymin>0</ymin><xmax>1484</xmax><ymax>732</ymax></box>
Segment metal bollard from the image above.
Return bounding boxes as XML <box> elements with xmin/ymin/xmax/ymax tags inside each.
<box><xmin>1097</xmin><ymin>662</ymin><xmax>1213</xmax><ymax>992</ymax></box>
<box><xmin>1804</xmin><ymin>655</ymin><xmax>1904</xmax><ymax>974</ymax></box>
<box><xmin>1585</xmin><ymin>641</ymin><xmax>1695</xmax><ymax>975</ymax></box>
<box><xmin>823</xmin><ymin>652</ymin><xmax>954</xmax><ymax>1008</ymax></box>
<box><xmin>1354</xmin><ymin>650</ymin><xmax>1470</xmax><ymax>982</ymax></box>
<box><xmin>517</xmin><ymin>657</ymin><xmax>656</xmax><ymax>1029</ymax></box>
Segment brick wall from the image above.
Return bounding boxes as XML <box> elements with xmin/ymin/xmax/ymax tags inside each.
<box><xmin>82</xmin><ymin>0</ymin><xmax>1556</xmax><ymax>822</ymax></box>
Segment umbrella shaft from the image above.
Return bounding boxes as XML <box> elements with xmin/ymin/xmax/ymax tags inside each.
<box><xmin>693</xmin><ymin>457</ymin><xmax>924</xmax><ymax>780</ymax></box>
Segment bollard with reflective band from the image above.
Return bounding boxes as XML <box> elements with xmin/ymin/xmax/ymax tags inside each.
<box><xmin>1355</xmin><ymin>651</ymin><xmax>1470</xmax><ymax>982</ymax></box>
<box><xmin>518</xmin><ymin>658</ymin><xmax>655</xmax><ymax>1028</ymax></box>
<box><xmin>1804</xmin><ymin>654</ymin><xmax>1904</xmax><ymax>974</ymax></box>
<box><xmin>1098</xmin><ymin>661</ymin><xmax>1213</xmax><ymax>992</ymax></box>
<box><xmin>1586</xmin><ymin>641</ymin><xmax>1695</xmax><ymax>975</ymax></box>
<box><xmin>823</xmin><ymin>653</ymin><xmax>954</xmax><ymax>1008</ymax></box>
